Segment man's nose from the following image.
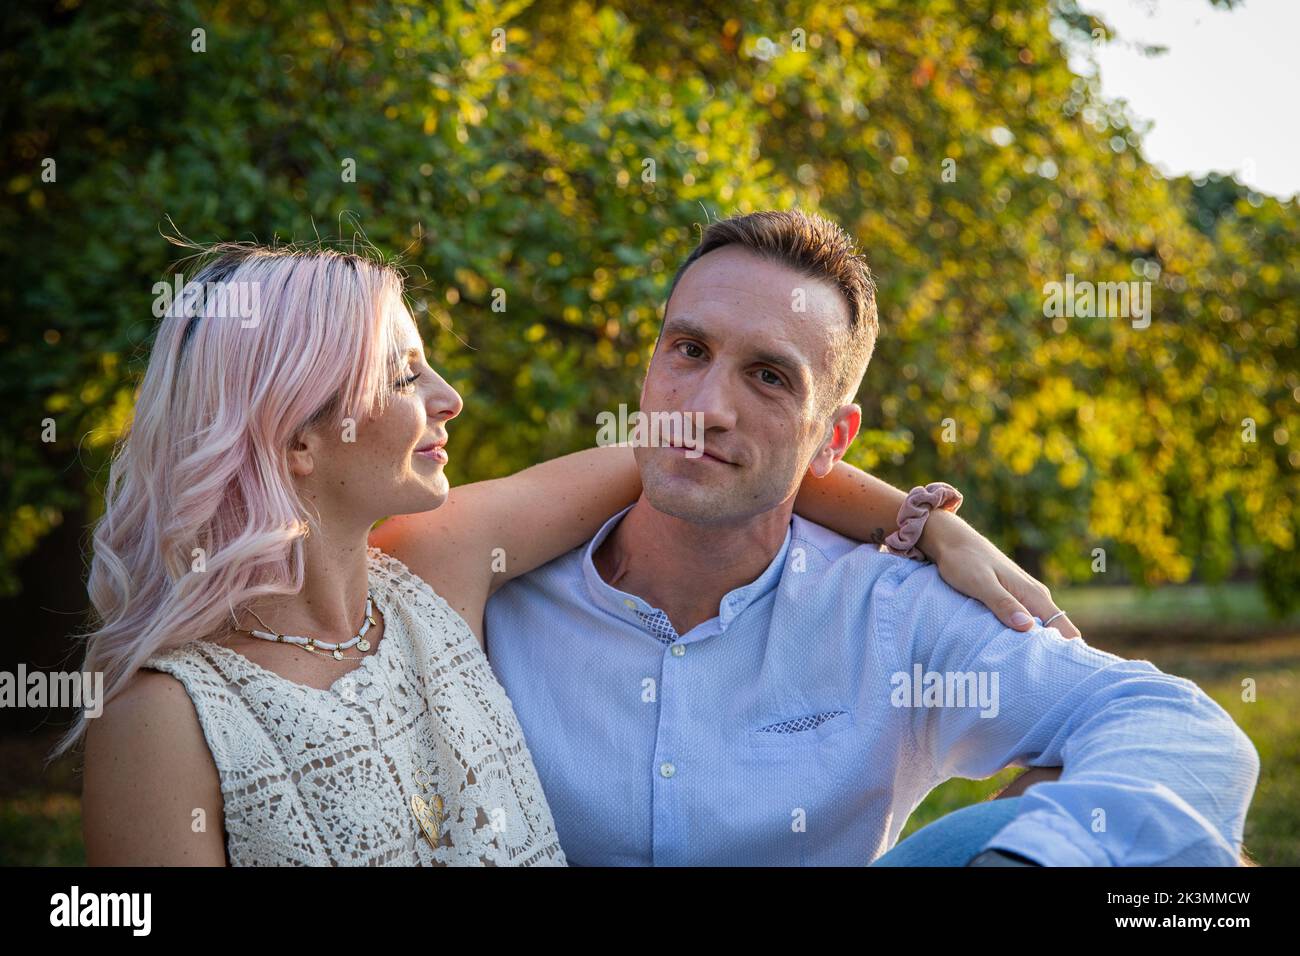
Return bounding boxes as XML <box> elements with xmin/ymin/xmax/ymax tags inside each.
<box><xmin>681</xmin><ymin>364</ymin><xmax>737</xmax><ymax>432</ymax></box>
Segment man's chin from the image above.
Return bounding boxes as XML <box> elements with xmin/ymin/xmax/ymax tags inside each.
<box><xmin>640</xmin><ymin>470</ymin><xmax>736</xmax><ymax>525</ymax></box>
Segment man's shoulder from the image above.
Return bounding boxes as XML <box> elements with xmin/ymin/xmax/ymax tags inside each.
<box><xmin>488</xmin><ymin>536</ymin><xmax>592</xmax><ymax>605</ymax></box>
<box><xmin>783</xmin><ymin>516</ymin><xmax>974</xmax><ymax>613</ymax></box>
<box><xmin>787</xmin><ymin>515</ymin><xmax>924</xmax><ymax>579</ymax></box>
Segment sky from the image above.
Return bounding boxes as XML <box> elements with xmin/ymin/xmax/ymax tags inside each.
<box><xmin>1072</xmin><ymin>0</ymin><xmax>1299</xmax><ymax>199</ymax></box>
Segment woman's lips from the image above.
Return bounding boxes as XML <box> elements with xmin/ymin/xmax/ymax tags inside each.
<box><xmin>414</xmin><ymin>441</ymin><xmax>448</xmax><ymax>464</ymax></box>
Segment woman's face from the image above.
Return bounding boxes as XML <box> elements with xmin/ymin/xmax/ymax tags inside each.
<box><xmin>293</xmin><ymin>303</ymin><xmax>463</xmax><ymax>527</ymax></box>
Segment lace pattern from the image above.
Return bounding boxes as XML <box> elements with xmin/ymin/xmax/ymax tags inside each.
<box><xmin>145</xmin><ymin>547</ymin><xmax>566</xmax><ymax>866</ymax></box>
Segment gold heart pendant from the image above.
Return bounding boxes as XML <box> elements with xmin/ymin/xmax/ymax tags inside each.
<box><xmin>410</xmin><ymin>792</ymin><xmax>445</xmax><ymax>851</ymax></box>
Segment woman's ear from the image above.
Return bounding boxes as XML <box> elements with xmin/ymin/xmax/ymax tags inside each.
<box><xmin>287</xmin><ymin>431</ymin><xmax>316</xmax><ymax>478</ymax></box>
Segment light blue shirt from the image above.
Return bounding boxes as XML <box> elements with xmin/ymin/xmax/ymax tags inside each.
<box><xmin>483</xmin><ymin>506</ymin><xmax>1259</xmax><ymax>866</ymax></box>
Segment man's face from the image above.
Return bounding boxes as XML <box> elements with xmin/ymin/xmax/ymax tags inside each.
<box><xmin>636</xmin><ymin>245</ymin><xmax>859</xmax><ymax>525</ymax></box>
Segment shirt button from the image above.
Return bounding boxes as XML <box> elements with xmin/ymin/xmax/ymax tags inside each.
<box><xmin>623</xmin><ymin>598</ymin><xmax>636</xmax><ymax>609</ymax></box>
<box><xmin>660</xmin><ymin>762</ymin><xmax>676</xmax><ymax>778</ymax></box>
<box><xmin>671</xmin><ymin>644</ymin><xmax>686</xmax><ymax>657</ymax></box>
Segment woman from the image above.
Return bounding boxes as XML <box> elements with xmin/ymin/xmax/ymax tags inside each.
<box><xmin>70</xmin><ymin>241</ymin><xmax>1071</xmax><ymax>865</ymax></box>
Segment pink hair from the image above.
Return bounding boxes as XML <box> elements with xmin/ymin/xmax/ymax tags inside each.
<box><xmin>52</xmin><ymin>242</ymin><xmax>408</xmax><ymax>759</ymax></box>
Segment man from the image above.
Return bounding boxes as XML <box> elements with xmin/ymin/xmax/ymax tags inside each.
<box><xmin>483</xmin><ymin>209</ymin><xmax>1260</xmax><ymax>866</ymax></box>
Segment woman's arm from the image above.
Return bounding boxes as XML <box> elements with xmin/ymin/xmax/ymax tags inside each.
<box><xmin>795</xmin><ymin>461</ymin><xmax>1081</xmax><ymax>637</ymax></box>
<box><xmin>792</xmin><ymin>465</ymin><xmax>907</xmax><ymax>550</ymax></box>
<box><xmin>370</xmin><ymin>445</ymin><xmax>641</xmax><ymax>607</ymax></box>
<box><xmin>82</xmin><ymin>671</ymin><xmax>228</xmax><ymax>866</ymax></box>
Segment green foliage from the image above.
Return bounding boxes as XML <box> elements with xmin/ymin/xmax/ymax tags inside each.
<box><xmin>0</xmin><ymin>0</ymin><xmax>1295</xmax><ymax>602</ymax></box>
<box><xmin>1261</xmin><ymin>545</ymin><xmax>1300</xmax><ymax>618</ymax></box>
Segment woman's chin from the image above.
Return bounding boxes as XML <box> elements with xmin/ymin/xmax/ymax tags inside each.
<box><xmin>418</xmin><ymin>478</ymin><xmax>450</xmax><ymax>510</ymax></box>
<box><xmin>381</xmin><ymin>475</ymin><xmax>450</xmax><ymax>517</ymax></box>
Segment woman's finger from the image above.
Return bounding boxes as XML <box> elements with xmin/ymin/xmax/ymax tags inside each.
<box><xmin>993</xmin><ymin>572</ymin><xmax>1086</xmax><ymax>639</ymax></box>
<box><xmin>1006</xmin><ymin>572</ymin><xmax>1083</xmax><ymax>639</ymax></box>
<box><xmin>1047</xmin><ymin>612</ymin><xmax>1083</xmax><ymax>639</ymax></box>
<box><xmin>933</xmin><ymin>557</ymin><xmax>1036</xmax><ymax>631</ymax></box>
<box><xmin>980</xmin><ymin>570</ymin><xmax>1036</xmax><ymax>631</ymax></box>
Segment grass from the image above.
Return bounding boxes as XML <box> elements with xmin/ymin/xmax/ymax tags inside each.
<box><xmin>1055</xmin><ymin>581</ymin><xmax>1300</xmax><ymax>637</ymax></box>
<box><xmin>0</xmin><ymin>793</ymin><xmax>83</xmax><ymax>866</ymax></box>
<box><xmin>0</xmin><ymin>731</ymin><xmax>84</xmax><ymax>866</ymax></box>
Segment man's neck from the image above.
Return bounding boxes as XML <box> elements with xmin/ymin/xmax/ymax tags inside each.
<box><xmin>593</xmin><ymin>495</ymin><xmax>793</xmax><ymax>635</ymax></box>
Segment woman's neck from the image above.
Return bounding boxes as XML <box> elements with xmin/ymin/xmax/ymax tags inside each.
<box><xmin>240</xmin><ymin>514</ymin><xmax>373</xmax><ymax>642</ymax></box>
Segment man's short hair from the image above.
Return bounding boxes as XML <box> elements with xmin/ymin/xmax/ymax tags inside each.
<box><xmin>664</xmin><ymin>209</ymin><xmax>879</xmax><ymax>409</ymax></box>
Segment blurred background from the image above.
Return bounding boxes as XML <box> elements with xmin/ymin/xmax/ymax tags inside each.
<box><xmin>1</xmin><ymin>0</ymin><xmax>1296</xmax><ymax>864</ymax></box>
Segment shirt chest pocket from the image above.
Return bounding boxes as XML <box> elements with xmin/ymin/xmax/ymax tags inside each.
<box><xmin>742</xmin><ymin>708</ymin><xmax>862</xmax><ymax>793</ymax></box>
<box><xmin>746</xmin><ymin>709</ymin><xmax>854</xmax><ymax>748</ymax></box>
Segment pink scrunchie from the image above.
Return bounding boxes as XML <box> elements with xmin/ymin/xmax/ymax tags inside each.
<box><xmin>882</xmin><ymin>482</ymin><xmax>964</xmax><ymax>561</ymax></box>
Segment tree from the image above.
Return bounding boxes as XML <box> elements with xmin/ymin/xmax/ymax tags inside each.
<box><xmin>1</xmin><ymin>0</ymin><xmax>1295</xmax><ymax>611</ymax></box>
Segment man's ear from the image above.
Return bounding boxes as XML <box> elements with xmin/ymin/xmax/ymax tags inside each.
<box><xmin>808</xmin><ymin>403</ymin><xmax>862</xmax><ymax>479</ymax></box>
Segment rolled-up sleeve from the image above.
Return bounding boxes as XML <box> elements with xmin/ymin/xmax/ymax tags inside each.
<box><xmin>882</xmin><ymin>561</ymin><xmax>1261</xmax><ymax>866</ymax></box>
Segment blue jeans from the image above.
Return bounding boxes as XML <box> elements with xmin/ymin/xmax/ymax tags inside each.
<box><xmin>870</xmin><ymin>797</ymin><xmax>1024</xmax><ymax>866</ymax></box>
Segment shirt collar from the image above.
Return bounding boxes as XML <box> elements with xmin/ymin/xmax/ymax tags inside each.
<box><xmin>581</xmin><ymin>503</ymin><xmax>794</xmax><ymax>633</ymax></box>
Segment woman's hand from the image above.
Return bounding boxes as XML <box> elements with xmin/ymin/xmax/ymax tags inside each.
<box><xmin>918</xmin><ymin>509</ymin><xmax>1082</xmax><ymax>638</ymax></box>
<box><xmin>793</xmin><ymin>461</ymin><xmax>1081</xmax><ymax>638</ymax></box>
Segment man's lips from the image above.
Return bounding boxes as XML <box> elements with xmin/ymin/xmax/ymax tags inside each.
<box><xmin>414</xmin><ymin>438</ymin><xmax>448</xmax><ymax>463</ymax></box>
<box><xmin>666</xmin><ymin>444</ymin><xmax>735</xmax><ymax>465</ymax></box>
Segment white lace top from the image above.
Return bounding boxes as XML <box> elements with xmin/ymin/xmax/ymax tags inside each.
<box><xmin>145</xmin><ymin>547</ymin><xmax>566</xmax><ymax>866</ymax></box>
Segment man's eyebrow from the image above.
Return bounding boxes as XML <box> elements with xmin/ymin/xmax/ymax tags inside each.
<box><xmin>751</xmin><ymin>347</ymin><xmax>807</xmax><ymax>382</ymax></box>
<box><xmin>661</xmin><ymin>317</ymin><xmax>712</xmax><ymax>341</ymax></box>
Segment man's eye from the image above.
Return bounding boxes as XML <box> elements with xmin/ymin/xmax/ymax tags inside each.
<box><xmin>757</xmin><ymin>368</ymin><xmax>784</xmax><ymax>387</ymax></box>
<box><xmin>677</xmin><ymin>342</ymin><xmax>704</xmax><ymax>359</ymax></box>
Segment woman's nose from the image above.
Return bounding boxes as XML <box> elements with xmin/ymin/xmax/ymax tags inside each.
<box><xmin>429</xmin><ymin>375</ymin><xmax>463</xmax><ymax>421</ymax></box>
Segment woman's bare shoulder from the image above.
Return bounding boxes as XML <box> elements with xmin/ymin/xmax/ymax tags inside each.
<box><xmin>368</xmin><ymin>528</ymin><xmax>489</xmax><ymax>643</ymax></box>
<box><xmin>82</xmin><ymin>668</ymin><xmax>228</xmax><ymax>865</ymax></box>
<box><xmin>90</xmin><ymin>667</ymin><xmax>206</xmax><ymax>744</ymax></box>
